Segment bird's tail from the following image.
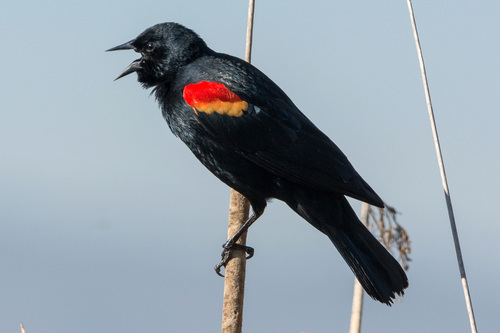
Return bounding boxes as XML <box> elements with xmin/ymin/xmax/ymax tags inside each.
<box><xmin>289</xmin><ymin>193</ymin><xmax>408</xmax><ymax>305</ymax></box>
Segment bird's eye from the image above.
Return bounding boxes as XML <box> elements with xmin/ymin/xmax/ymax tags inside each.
<box><xmin>145</xmin><ymin>42</ymin><xmax>155</xmax><ymax>53</ymax></box>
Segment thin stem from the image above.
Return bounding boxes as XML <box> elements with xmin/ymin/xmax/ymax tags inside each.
<box><xmin>349</xmin><ymin>203</ymin><xmax>369</xmax><ymax>333</ymax></box>
<box><xmin>220</xmin><ymin>1</ymin><xmax>256</xmax><ymax>333</ymax></box>
<box><xmin>406</xmin><ymin>1</ymin><xmax>477</xmax><ymax>332</ymax></box>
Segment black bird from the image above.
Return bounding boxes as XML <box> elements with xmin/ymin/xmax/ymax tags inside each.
<box><xmin>107</xmin><ymin>22</ymin><xmax>408</xmax><ymax>304</ymax></box>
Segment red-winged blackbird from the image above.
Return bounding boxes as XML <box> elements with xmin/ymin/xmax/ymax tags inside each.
<box><xmin>108</xmin><ymin>22</ymin><xmax>408</xmax><ymax>304</ymax></box>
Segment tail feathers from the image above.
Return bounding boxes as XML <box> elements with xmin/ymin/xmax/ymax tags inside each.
<box><xmin>325</xmin><ymin>219</ymin><xmax>408</xmax><ymax>305</ymax></box>
<box><xmin>284</xmin><ymin>188</ymin><xmax>408</xmax><ymax>304</ymax></box>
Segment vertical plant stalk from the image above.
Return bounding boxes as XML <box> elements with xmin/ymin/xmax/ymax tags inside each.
<box><xmin>406</xmin><ymin>1</ymin><xmax>477</xmax><ymax>332</ymax></box>
<box><xmin>221</xmin><ymin>1</ymin><xmax>255</xmax><ymax>333</ymax></box>
<box><xmin>245</xmin><ymin>0</ymin><xmax>256</xmax><ymax>63</ymax></box>
<box><xmin>348</xmin><ymin>202</ymin><xmax>369</xmax><ymax>333</ymax></box>
<box><xmin>221</xmin><ymin>190</ymin><xmax>251</xmax><ymax>333</ymax></box>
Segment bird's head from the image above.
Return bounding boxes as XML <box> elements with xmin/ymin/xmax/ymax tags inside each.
<box><xmin>107</xmin><ymin>22</ymin><xmax>208</xmax><ymax>87</ymax></box>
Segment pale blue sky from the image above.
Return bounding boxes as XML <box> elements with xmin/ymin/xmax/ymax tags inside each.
<box><xmin>1</xmin><ymin>1</ymin><xmax>499</xmax><ymax>332</ymax></box>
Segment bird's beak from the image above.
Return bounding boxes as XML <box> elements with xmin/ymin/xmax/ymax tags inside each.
<box><xmin>106</xmin><ymin>39</ymin><xmax>135</xmax><ymax>52</ymax></box>
<box><xmin>113</xmin><ymin>59</ymin><xmax>142</xmax><ymax>81</ymax></box>
<box><xmin>106</xmin><ymin>39</ymin><xmax>142</xmax><ymax>81</ymax></box>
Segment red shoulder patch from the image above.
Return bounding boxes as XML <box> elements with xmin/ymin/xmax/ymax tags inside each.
<box><xmin>183</xmin><ymin>81</ymin><xmax>248</xmax><ymax>117</ymax></box>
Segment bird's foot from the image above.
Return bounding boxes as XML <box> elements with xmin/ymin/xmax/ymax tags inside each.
<box><xmin>214</xmin><ymin>242</ymin><xmax>254</xmax><ymax>277</ymax></box>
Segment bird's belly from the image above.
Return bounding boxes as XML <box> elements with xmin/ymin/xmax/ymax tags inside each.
<box><xmin>185</xmin><ymin>136</ymin><xmax>275</xmax><ymax>201</ymax></box>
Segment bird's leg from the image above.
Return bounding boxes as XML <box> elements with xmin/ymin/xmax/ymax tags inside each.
<box><xmin>214</xmin><ymin>210</ymin><xmax>262</xmax><ymax>277</ymax></box>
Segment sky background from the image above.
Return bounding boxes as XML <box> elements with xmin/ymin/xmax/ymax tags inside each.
<box><xmin>1</xmin><ymin>1</ymin><xmax>499</xmax><ymax>332</ymax></box>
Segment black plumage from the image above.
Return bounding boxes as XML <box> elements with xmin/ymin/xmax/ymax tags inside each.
<box><xmin>108</xmin><ymin>22</ymin><xmax>408</xmax><ymax>304</ymax></box>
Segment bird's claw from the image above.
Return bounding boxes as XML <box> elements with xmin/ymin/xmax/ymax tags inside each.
<box><xmin>214</xmin><ymin>243</ymin><xmax>255</xmax><ymax>277</ymax></box>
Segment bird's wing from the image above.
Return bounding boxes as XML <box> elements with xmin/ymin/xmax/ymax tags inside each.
<box><xmin>182</xmin><ymin>80</ymin><xmax>384</xmax><ymax>207</ymax></box>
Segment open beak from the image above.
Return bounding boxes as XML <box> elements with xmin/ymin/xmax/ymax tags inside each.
<box><xmin>106</xmin><ymin>39</ymin><xmax>141</xmax><ymax>80</ymax></box>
